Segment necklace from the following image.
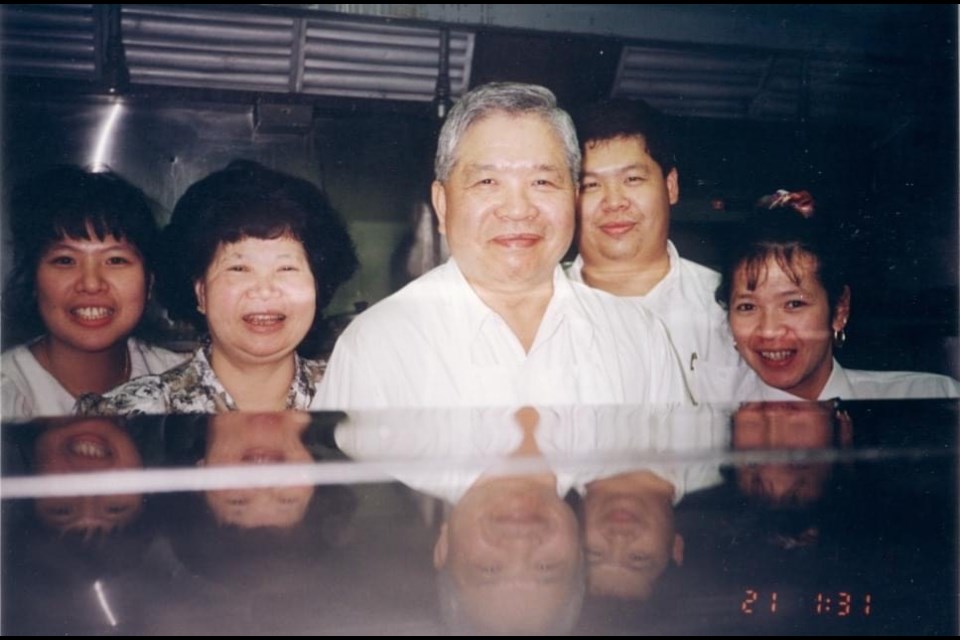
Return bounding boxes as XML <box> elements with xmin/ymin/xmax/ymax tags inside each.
<box><xmin>37</xmin><ymin>337</ymin><xmax>132</xmax><ymax>397</ymax></box>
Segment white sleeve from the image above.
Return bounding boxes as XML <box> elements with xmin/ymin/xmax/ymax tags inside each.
<box><xmin>1</xmin><ymin>373</ymin><xmax>33</xmax><ymax>420</ymax></box>
<box><xmin>312</xmin><ymin>334</ymin><xmax>389</xmax><ymax>410</ymax></box>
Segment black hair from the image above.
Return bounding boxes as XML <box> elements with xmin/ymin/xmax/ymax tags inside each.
<box><xmin>715</xmin><ymin>205</ymin><xmax>848</xmax><ymax>320</ymax></box>
<box><xmin>574</xmin><ymin>98</ymin><xmax>676</xmax><ymax>175</ymax></box>
<box><xmin>157</xmin><ymin>160</ymin><xmax>359</xmax><ymax>356</ymax></box>
<box><xmin>2</xmin><ymin>165</ymin><xmax>160</xmax><ymax>346</ymax></box>
<box><xmin>160</xmin><ymin>413</ymin><xmax>357</xmax><ymax>587</ymax></box>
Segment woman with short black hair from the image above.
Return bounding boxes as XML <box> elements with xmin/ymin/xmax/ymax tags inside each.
<box><xmin>1</xmin><ymin>166</ymin><xmax>186</xmax><ymax>419</ymax></box>
<box><xmin>77</xmin><ymin>160</ymin><xmax>358</xmax><ymax>414</ymax></box>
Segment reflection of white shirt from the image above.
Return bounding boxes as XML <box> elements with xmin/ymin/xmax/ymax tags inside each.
<box><xmin>335</xmin><ymin>405</ymin><xmax>728</xmax><ymax>505</ymax></box>
<box><xmin>315</xmin><ymin>259</ymin><xmax>690</xmax><ymax>409</ymax></box>
<box><xmin>334</xmin><ymin>408</ymin><xmax>523</xmax><ymax>504</ymax></box>
<box><xmin>733</xmin><ymin>359</ymin><xmax>960</xmax><ymax>401</ymax></box>
<box><xmin>554</xmin><ymin>405</ymin><xmax>728</xmax><ymax>504</ymax></box>
<box><xmin>1</xmin><ymin>338</ymin><xmax>188</xmax><ymax>420</ymax></box>
<box><xmin>567</xmin><ymin>242</ymin><xmax>745</xmax><ymax>402</ymax></box>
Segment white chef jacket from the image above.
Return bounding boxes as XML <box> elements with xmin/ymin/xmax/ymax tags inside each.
<box><xmin>567</xmin><ymin>241</ymin><xmax>745</xmax><ymax>402</ymax></box>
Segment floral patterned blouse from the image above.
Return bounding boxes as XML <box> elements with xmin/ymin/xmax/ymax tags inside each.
<box><xmin>75</xmin><ymin>346</ymin><xmax>325</xmax><ymax>415</ymax></box>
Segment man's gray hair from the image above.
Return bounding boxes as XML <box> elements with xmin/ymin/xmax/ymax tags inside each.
<box><xmin>434</xmin><ymin>82</ymin><xmax>581</xmax><ymax>185</ymax></box>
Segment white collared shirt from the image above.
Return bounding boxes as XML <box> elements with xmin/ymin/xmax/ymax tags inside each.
<box><xmin>733</xmin><ymin>359</ymin><xmax>960</xmax><ymax>401</ymax></box>
<box><xmin>314</xmin><ymin>259</ymin><xmax>691</xmax><ymax>409</ymax></box>
<box><xmin>1</xmin><ymin>338</ymin><xmax>188</xmax><ymax>420</ymax></box>
<box><xmin>567</xmin><ymin>241</ymin><xmax>746</xmax><ymax>402</ymax></box>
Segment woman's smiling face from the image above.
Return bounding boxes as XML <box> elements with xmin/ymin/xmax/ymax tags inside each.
<box><xmin>728</xmin><ymin>252</ymin><xmax>849</xmax><ymax>400</ymax></box>
<box><xmin>35</xmin><ymin>232</ymin><xmax>148</xmax><ymax>354</ymax></box>
<box><xmin>195</xmin><ymin>235</ymin><xmax>316</xmax><ymax>367</ymax></box>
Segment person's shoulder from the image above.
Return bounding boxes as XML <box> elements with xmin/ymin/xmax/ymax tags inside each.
<box><xmin>75</xmin><ymin>372</ymin><xmax>170</xmax><ymax>416</ymax></box>
<box><xmin>1</xmin><ymin>343</ymin><xmax>31</xmax><ymax>359</ymax></box>
<box><xmin>673</xmin><ymin>253</ymin><xmax>724</xmax><ymax>304</ymax></box>
<box><xmin>677</xmin><ymin>255</ymin><xmax>721</xmax><ymax>284</ymax></box>
<box><xmin>669</xmin><ymin>253</ymin><xmax>729</xmax><ymax>321</ymax></box>
<box><xmin>299</xmin><ymin>356</ymin><xmax>327</xmax><ymax>381</ymax></box>
<box><xmin>1</xmin><ymin>351</ymin><xmax>35</xmax><ymax>420</ymax></box>
<box><xmin>568</xmin><ymin>277</ymin><xmax>662</xmax><ymax>326</ymax></box>
<box><xmin>1</xmin><ymin>344</ymin><xmax>32</xmax><ymax>382</ymax></box>
<box><xmin>337</xmin><ymin>262</ymin><xmax>459</xmax><ymax>342</ymax></box>
<box><xmin>567</xmin><ymin>278</ymin><xmax>680</xmax><ymax>359</ymax></box>
<box><xmin>844</xmin><ymin>368</ymin><xmax>960</xmax><ymax>399</ymax></box>
<box><xmin>562</xmin><ymin>255</ymin><xmax>585</xmax><ymax>282</ymax></box>
<box><xmin>1</xmin><ymin>343</ymin><xmax>38</xmax><ymax>372</ymax></box>
<box><xmin>129</xmin><ymin>338</ymin><xmax>192</xmax><ymax>375</ymax></box>
<box><xmin>1</xmin><ymin>343</ymin><xmax>58</xmax><ymax>419</ymax></box>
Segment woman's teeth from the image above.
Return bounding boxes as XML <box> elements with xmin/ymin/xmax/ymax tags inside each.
<box><xmin>760</xmin><ymin>350</ymin><xmax>793</xmax><ymax>361</ymax></box>
<box><xmin>72</xmin><ymin>307</ymin><xmax>112</xmax><ymax>320</ymax></box>
<box><xmin>243</xmin><ymin>313</ymin><xmax>285</xmax><ymax>325</ymax></box>
<box><xmin>69</xmin><ymin>440</ymin><xmax>108</xmax><ymax>458</ymax></box>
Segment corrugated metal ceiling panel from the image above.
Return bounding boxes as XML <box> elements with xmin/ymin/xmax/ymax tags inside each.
<box><xmin>614</xmin><ymin>44</ymin><xmax>928</xmax><ymax>124</ymax></box>
<box><xmin>1</xmin><ymin>4</ymin><xmax>932</xmax><ymax>124</ymax></box>
<box><xmin>301</xmin><ymin>19</ymin><xmax>473</xmax><ymax>101</ymax></box>
<box><xmin>122</xmin><ymin>5</ymin><xmax>294</xmax><ymax>93</ymax></box>
<box><xmin>3</xmin><ymin>5</ymin><xmax>475</xmax><ymax>103</ymax></box>
<box><xmin>1</xmin><ymin>4</ymin><xmax>97</xmax><ymax>80</ymax></box>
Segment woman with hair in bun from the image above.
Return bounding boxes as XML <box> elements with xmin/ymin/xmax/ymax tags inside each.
<box><xmin>715</xmin><ymin>190</ymin><xmax>959</xmax><ymax>400</ymax></box>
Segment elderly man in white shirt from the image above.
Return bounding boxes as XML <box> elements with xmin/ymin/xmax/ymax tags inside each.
<box><xmin>315</xmin><ymin>83</ymin><xmax>690</xmax><ymax>409</ymax></box>
<box><xmin>566</xmin><ymin>99</ymin><xmax>745</xmax><ymax>402</ymax></box>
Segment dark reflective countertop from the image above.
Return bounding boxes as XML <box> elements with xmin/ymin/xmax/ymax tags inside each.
<box><xmin>2</xmin><ymin>401</ymin><xmax>957</xmax><ymax>635</ymax></box>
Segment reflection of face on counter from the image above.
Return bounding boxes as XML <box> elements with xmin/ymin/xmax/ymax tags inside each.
<box><xmin>33</xmin><ymin>418</ymin><xmax>144</xmax><ymax>534</ymax></box>
<box><xmin>202</xmin><ymin>412</ymin><xmax>314</xmax><ymax>528</ymax></box>
<box><xmin>732</xmin><ymin>402</ymin><xmax>850</xmax><ymax>507</ymax></box>
<box><xmin>433</xmin><ymin>408</ymin><xmax>585</xmax><ymax>635</ymax></box>
<box><xmin>584</xmin><ymin>471</ymin><xmax>683</xmax><ymax>600</ymax></box>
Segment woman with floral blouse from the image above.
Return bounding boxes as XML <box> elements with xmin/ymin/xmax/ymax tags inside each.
<box><xmin>77</xmin><ymin>160</ymin><xmax>358</xmax><ymax>415</ymax></box>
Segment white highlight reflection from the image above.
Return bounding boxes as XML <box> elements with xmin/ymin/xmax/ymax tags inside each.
<box><xmin>93</xmin><ymin>580</ymin><xmax>118</xmax><ymax>628</ymax></box>
<box><xmin>90</xmin><ymin>101</ymin><xmax>123</xmax><ymax>172</ymax></box>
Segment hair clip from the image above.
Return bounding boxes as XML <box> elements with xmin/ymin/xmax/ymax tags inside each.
<box><xmin>760</xmin><ymin>189</ymin><xmax>816</xmax><ymax>218</ymax></box>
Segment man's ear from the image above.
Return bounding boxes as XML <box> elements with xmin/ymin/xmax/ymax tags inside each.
<box><xmin>194</xmin><ymin>280</ymin><xmax>207</xmax><ymax>315</ymax></box>
<box><xmin>432</xmin><ymin>181</ymin><xmax>448</xmax><ymax>236</ymax></box>
<box><xmin>666</xmin><ymin>168</ymin><xmax>680</xmax><ymax>206</ymax></box>
<box><xmin>433</xmin><ymin>522</ymin><xmax>449</xmax><ymax>569</ymax></box>
<box><xmin>672</xmin><ymin>533</ymin><xmax>685</xmax><ymax>567</ymax></box>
